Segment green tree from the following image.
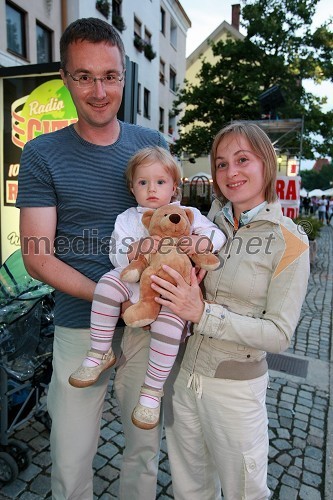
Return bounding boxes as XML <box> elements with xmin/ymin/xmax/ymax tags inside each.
<box><xmin>300</xmin><ymin>169</ymin><xmax>321</xmax><ymax>191</ymax></box>
<box><xmin>300</xmin><ymin>163</ymin><xmax>333</xmax><ymax>190</ymax></box>
<box><xmin>173</xmin><ymin>0</ymin><xmax>333</xmax><ymax>160</ymax></box>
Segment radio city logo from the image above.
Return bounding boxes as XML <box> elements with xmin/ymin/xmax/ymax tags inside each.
<box><xmin>11</xmin><ymin>79</ymin><xmax>77</xmax><ymax>149</ymax></box>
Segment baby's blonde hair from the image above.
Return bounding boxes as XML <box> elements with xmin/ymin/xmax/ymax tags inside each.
<box><xmin>125</xmin><ymin>146</ymin><xmax>182</xmax><ymax>202</ymax></box>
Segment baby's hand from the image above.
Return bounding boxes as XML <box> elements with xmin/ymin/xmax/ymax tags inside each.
<box><xmin>128</xmin><ymin>236</ymin><xmax>162</xmax><ymax>260</ymax></box>
<box><xmin>177</xmin><ymin>235</ymin><xmax>213</xmax><ymax>255</ymax></box>
<box><xmin>139</xmin><ymin>235</ymin><xmax>162</xmax><ymax>255</ymax></box>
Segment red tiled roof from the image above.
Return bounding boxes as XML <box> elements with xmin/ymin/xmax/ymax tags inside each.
<box><xmin>313</xmin><ymin>158</ymin><xmax>330</xmax><ymax>171</ymax></box>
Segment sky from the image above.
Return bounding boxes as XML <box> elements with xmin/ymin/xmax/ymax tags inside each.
<box><xmin>181</xmin><ymin>0</ymin><xmax>332</xmax><ymax>57</ymax></box>
<box><xmin>180</xmin><ymin>0</ymin><xmax>333</xmax><ymax>168</ymax></box>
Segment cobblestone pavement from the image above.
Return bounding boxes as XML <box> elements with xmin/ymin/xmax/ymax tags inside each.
<box><xmin>1</xmin><ymin>225</ymin><xmax>332</xmax><ymax>500</ymax></box>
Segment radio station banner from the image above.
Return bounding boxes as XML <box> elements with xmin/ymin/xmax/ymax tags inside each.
<box><xmin>1</xmin><ymin>73</ymin><xmax>77</xmax><ymax>262</ymax></box>
<box><xmin>276</xmin><ymin>175</ymin><xmax>301</xmax><ymax>219</ymax></box>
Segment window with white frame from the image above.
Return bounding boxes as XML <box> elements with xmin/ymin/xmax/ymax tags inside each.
<box><xmin>144</xmin><ymin>28</ymin><xmax>152</xmax><ymax>45</ymax></box>
<box><xmin>143</xmin><ymin>88</ymin><xmax>150</xmax><ymax>119</ymax></box>
<box><xmin>137</xmin><ymin>83</ymin><xmax>142</xmax><ymax>114</ymax></box>
<box><xmin>159</xmin><ymin>59</ymin><xmax>165</xmax><ymax>84</ymax></box>
<box><xmin>169</xmin><ymin>67</ymin><xmax>177</xmax><ymax>92</ymax></box>
<box><xmin>168</xmin><ymin>116</ymin><xmax>175</xmax><ymax>136</ymax></box>
<box><xmin>36</xmin><ymin>22</ymin><xmax>52</xmax><ymax>63</ymax></box>
<box><xmin>160</xmin><ymin>7</ymin><xmax>166</xmax><ymax>35</ymax></box>
<box><xmin>134</xmin><ymin>16</ymin><xmax>144</xmax><ymax>50</ymax></box>
<box><xmin>6</xmin><ymin>2</ymin><xmax>26</xmax><ymax>58</ymax></box>
<box><xmin>159</xmin><ymin>107</ymin><xmax>165</xmax><ymax>133</ymax></box>
<box><xmin>112</xmin><ymin>0</ymin><xmax>121</xmax><ymax>17</ymax></box>
<box><xmin>134</xmin><ymin>17</ymin><xmax>142</xmax><ymax>38</ymax></box>
<box><xmin>170</xmin><ymin>17</ymin><xmax>177</xmax><ymax>48</ymax></box>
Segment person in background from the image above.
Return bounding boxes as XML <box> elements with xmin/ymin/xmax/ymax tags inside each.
<box><xmin>151</xmin><ymin>122</ymin><xmax>310</xmax><ymax>499</ymax></box>
<box><xmin>325</xmin><ymin>195</ymin><xmax>331</xmax><ymax>225</ymax></box>
<box><xmin>299</xmin><ymin>196</ymin><xmax>304</xmax><ymax>215</ymax></box>
<box><xmin>16</xmin><ymin>18</ymin><xmax>169</xmax><ymax>500</ymax></box>
<box><xmin>302</xmin><ymin>195</ymin><xmax>310</xmax><ymax>215</ymax></box>
<box><xmin>328</xmin><ymin>196</ymin><xmax>333</xmax><ymax>224</ymax></box>
<box><xmin>317</xmin><ymin>194</ymin><xmax>327</xmax><ymax>222</ymax></box>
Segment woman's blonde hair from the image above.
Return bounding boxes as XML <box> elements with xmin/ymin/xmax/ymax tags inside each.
<box><xmin>210</xmin><ymin>121</ymin><xmax>278</xmax><ymax>204</ymax></box>
<box><xmin>125</xmin><ymin>146</ymin><xmax>182</xmax><ymax>202</ymax></box>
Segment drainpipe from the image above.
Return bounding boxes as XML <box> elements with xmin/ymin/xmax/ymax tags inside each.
<box><xmin>61</xmin><ymin>0</ymin><xmax>68</xmax><ymax>32</ymax></box>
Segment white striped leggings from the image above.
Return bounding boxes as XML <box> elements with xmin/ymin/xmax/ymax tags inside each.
<box><xmin>91</xmin><ymin>270</ymin><xmax>186</xmax><ymax>393</ymax></box>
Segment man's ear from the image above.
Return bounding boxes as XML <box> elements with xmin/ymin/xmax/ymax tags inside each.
<box><xmin>59</xmin><ymin>69</ymin><xmax>67</xmax><ymax>87</ymax></box>
<box><xmin>185</xmin><ymin>208</ymin><xmax>194</xmax><ymax>225</ymax></box>
<box><xmin>141</xmin><ymin>210</ymin><xmax>155</xmax><ymax>229</ymax></box>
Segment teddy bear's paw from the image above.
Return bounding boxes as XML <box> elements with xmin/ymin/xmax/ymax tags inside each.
<box><xmin>191</xmin><ymin>253</ymin><xmax>221</xmax><ymax>271</ymax></box>
<box><xmin>201</xmin><ymin>260</ymin><xmax>221</xmax><ymax>271</ymax></box>
<box><xmin>124</xmin><ymin>316</ymin><xmax>155</xmax><ymax>328</ymax></box>
<box><xmin>121</xmin><ymin>269</ymin><xmax>141</xmax><ymax>283</ymax></box>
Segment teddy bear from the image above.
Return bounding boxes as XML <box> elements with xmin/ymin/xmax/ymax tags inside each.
<box><xmin>120</xmin><ymin>204</ymin><xmax>220</xmax><ymax>328</ymax></box>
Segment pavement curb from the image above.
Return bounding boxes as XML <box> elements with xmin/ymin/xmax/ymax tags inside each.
<box><xmin>325</xmin><ymin>310</ymin><xmax>333</xmax><ymax>499</ymax></box>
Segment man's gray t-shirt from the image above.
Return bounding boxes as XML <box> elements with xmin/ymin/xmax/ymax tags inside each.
<box><xmin>16</xmin><ymin>122</ymin><xmax>167</xmax><ymax>327</ymax></box>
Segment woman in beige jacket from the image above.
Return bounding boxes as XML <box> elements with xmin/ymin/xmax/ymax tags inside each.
<box><xmin>151</xmin><ymin>122</ymin><xmax>310</xmax><ymax>500</ymax></box>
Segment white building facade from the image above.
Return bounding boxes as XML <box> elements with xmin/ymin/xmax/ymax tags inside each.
<box><xmin>1</xmin><ymin>0</ymin><xmax>191</xmax><ymax>143</ymax></box>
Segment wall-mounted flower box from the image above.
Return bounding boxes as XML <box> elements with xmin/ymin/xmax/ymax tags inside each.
<box><xmin>144</xmin><ymin>43</ymin><xmax>156</xmax><ymax>61</ymax></box>
<box><xmin>112</xmin><ymin>14</ymin><xmax>126</xmax><ymax>32</ymax></box>
<box><xmin>134</xmin><ymin>35</ymin><xmax>145</xmax><ymax>52</ymax></box>
<box><xmin>96</xmin><ymin>0</ymin><xmax>110</xmax><ymax>18</ymax></box>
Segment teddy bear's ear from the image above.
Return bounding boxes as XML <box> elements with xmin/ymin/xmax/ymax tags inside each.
<box><xmin>185</xmin><ymin>208</ymin><xmax>194</xmax><ymax>225</ymax></box>
<box><xmin>141</xmin><ymin>210</ymin><xmax>155</xmax><ymax>229</ymax></box>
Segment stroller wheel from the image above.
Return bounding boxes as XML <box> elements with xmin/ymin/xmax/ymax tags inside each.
<box><xmin>6</xmin><ymin>439</ymin><xmax>32</xmax><ymax>471</ymax></box>
<box><xmin>0</xmin><ymin>451</ymin><xmax>19</xmax><ymax>483</ymax></box>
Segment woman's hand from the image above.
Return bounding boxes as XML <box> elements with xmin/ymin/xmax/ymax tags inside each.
<box><xmin>151</xmin><ymin>265</ymin><xmax>205</xmax><ymax>324</ymax></box>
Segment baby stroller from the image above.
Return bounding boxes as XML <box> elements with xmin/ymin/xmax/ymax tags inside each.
<box><xmin>0</xmin><ymin>249</ymin><xmax>54</xmax><ymax>484</ymax></box>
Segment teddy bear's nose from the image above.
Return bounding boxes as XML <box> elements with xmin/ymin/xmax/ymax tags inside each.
<box><xmin>169</xmin><ymin>213</ymin><xmax>181</xmax><ymax>224</ymax></box>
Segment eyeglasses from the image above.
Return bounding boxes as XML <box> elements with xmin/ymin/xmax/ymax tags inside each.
<box><xmin>65</xmin><ymin>71</ymin><xmax>125</xmax><ymax>88</ymax></box>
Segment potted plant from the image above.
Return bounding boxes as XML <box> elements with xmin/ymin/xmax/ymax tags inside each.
<box><xmin>144</xmin><ymin>43</ymin><xmax>156</xmax><ymax>61</ymax></box>
<box><xmin>112</xmin><ymin>14</ymin><xmax>126</xmax><ymax>32</ymax></box>
<box><xmin>96</xmin><ymin>0</ymin><xmax>110</xmax><ymax>18</ymax></box>
<box><xmin>133</xmin><ymin>34</ymin><xmax>145</xmax><ymax>52</ymax></box>
<box><xmin>293</xmin><ymin>216</ymin><xmax>323</xmax><ymax>265</ymax></box>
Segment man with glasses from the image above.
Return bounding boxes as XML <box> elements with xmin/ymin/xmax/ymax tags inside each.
<box><xmin>17</xmin><ymin>17</ymin><xmax>167</xmax><ymax>500</ymax></box>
